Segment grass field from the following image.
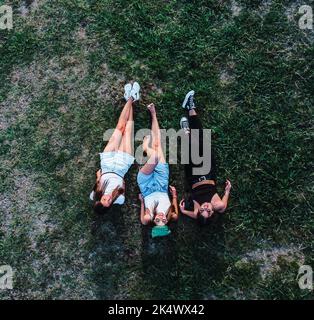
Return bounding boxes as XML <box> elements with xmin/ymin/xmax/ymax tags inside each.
<box><xmin>0</xmin><ymin>0</ymin><xmax>313</xmax><ymax>299</ymax></box>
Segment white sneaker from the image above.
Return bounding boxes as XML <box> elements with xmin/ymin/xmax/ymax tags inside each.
<box><xmin>182</xmin><ymin>90</ymin><xmax>195</xmax><ymax>110</ymax></box>
<box><xmin>124</xmin><ymin>83</ymin><xmax>132</xmax><ymax>101</ymax></box>
<box><xmin>130</xmin><ymin>82</ymin><xmax>140</xmax><ymax>101</ymax></box>
<box><xmin>180</xmin><ymin>117</ymin><xmax>190</xmax><ymax>135</ymax></box>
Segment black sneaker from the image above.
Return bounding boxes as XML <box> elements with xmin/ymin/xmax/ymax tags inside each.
<box><xmin>182</xmin><ymin>90</ymin><xmax>195</xmax><ymax>110</ymax></box>
<box><xmin>180</xmin><ymin>117</ymin><xmax>190</xmax><ymax>135</ymax></box>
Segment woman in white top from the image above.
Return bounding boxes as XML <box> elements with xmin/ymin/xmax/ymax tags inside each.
<box><xmin>137</xmin><ymin>103</ymin><xmax>179</xmax><ymax>238</ymax></box>
<box><xmin>90</xmin><ymin>82</ymin><xmax>140</xmax><ymax>214</ymax></box>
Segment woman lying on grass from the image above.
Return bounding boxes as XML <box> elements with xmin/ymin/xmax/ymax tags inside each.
<box><xmin>138</xmin><ymin>103</ymin><xmax>179</xmax><ymax>238</ymax></box>
<box><xmin>179</xmin><ymin>90</ymin><xmax>231</xmax><ymax>225</ymax></box>
<box><xmin>90</xmin><ymin>82</ymin><xmax>140</xmax><ymax>214</ymax></box>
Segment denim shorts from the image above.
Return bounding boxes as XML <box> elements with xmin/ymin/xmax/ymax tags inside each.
<box><xmin>100</xmin><ymin>151</ymin><xmax>135</xmax><ymax>178</ymax></box>
<box><xmin>137</xmin><ymin>162</ymin><xmax>169</xmax><ymax>198</ymax></box>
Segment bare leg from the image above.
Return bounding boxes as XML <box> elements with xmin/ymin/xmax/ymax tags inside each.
<box><xmin>140</xmin><ymin>136</ymin><xmax>159</xmax><ymax>175</ymax></box>
<box><xmin>142</xmin><ymin>135</ymin><xmax>155</xmax><ymax>158</ymax></box>
<box><xmin>118</xmin><ymin>104</ymin><xmax>134</xmax><ymax>155</ymax></box>
<box><xmin>104</xmin><ymin>98</ymin><xmax>133</xmax><ymax>152</ymax></box>
<box><xmin>147</xmin><ymin>103</ymin><xmax>166</xmax><ymax>163</ymax></box>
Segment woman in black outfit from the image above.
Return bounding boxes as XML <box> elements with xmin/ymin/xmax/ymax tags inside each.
<box><xmin>179</xmin><ymin>91</ymin><xmax>231</xmax><ymax>225</ymax></box>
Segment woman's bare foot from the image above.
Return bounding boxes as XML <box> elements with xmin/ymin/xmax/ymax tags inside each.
<box><xmin>147</xmin><ymin>103</ymin><xmax>156</xmax><ymax>115</ymax></box>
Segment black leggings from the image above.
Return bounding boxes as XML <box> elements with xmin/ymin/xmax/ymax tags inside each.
<box><xmin>184</xmin><ymin>114</ymin><xmax>217</xmax><ymax>190</ymax></box>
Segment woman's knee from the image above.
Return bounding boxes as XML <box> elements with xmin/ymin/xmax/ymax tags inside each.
<box><xmin>153</xmin><ymin>140</ymin><xmax>160</xmax><ymax>151</ymax></box>
<box><xmin>116</xmin><ymin>122</ymin><xmax>126</xmax><ymax>133</ymax></box>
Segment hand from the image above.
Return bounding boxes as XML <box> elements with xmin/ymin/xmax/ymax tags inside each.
<box><xmin>179</xmin><ymin>199</ymin><xmax>185</xmax><ymax>212</ymax></box>
<box><xmin>225</xmin><ymin>180</ymin><xmax>232</xmax><ymax>193</ymax></box>
<box><xmin>169</xmin><ymin>185</ymin><xmax>177</xmax><ymax>198</ymax></box>
<box><xmin>138</xmin><ymin>194</ymin><xmax>144</xmax><ymax>202</ymax></box>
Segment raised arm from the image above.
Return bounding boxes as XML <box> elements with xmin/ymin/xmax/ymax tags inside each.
<box><xmin>179</xmin><ymin>199</ymin><xmax>198</xmax><ymax>219</ymax></box>
<box><xmin>139</xmin><ymin>194</ymin><xmax>151</xmax><ymax>225</ymax></box>
<box><xmin>169</xmin><ymin>186</ymin><xmax>179</xmax><ymax>221</ymax></box>
<box><xmin>215</xmin><ymin>180</ymin><xmax>231</xmax><ymax>213</ymax></box>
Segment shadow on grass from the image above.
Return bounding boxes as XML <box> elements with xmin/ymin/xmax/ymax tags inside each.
<box><xmin>89</xmin><ymin>205</ymin><xmax>127</xmax><ymax>299</ymax></box>
<box><xmin>140</xmin><ymin>223</ymin><xmax>180</xmax><ymax>299</ymax></box>
<box><xmin>139</xmin><ymin>214</ymin><xmax>226</xmax><ymax>299</ymax></box>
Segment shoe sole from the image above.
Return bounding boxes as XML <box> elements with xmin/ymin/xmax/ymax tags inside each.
<box><xmin>131</xmin><ymin>82</ymin><xmax>141</xmax><ymax>101</ymax></box>
<box><xmin>180</xmin><ymin>117</ymin><xmax>190</xmax><ymax>135</ymax></box>
<box><xmin>180</xmin><ymin>117</ymin><xmax>189</xmax><ymax>128</ymax></box>
<box><xmin>182</xmin><ymin>90</ymin><xmax>195</xmax><ymax>109</ymax></box>
<box><xmin>124</xmin><ymin>83</ymin><xmax>132</xmax><ymax>101</ymax></box>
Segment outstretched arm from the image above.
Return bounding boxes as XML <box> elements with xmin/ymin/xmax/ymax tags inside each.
<box><xmin>139</xmin><ymin>194</ymin><xmax>151</xmax><ymax>225</ymax></box>
<box><xmin>93</xmin><ymin>170</ymin><xmax>102</xmax><ymax>191</ymax></box>
<box><xmin>216</xmin><ymin>180</ymin><xmax>231</xmax><ymax>213</ymax></box>
<box><xmin>169</xmin><ymin>186</ymin><xmax>179</xmax><ymax>221</ymax></box>
<box><xmin>179</xmin><ymin>199</ymin><xmax>197</xmax><ymax>219</ymax></box>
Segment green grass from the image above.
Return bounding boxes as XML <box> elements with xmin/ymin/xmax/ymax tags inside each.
<box><xmin>0</xmin><ymin>0</ymin><xmax>313</xmax><ymax>299</ymax></box>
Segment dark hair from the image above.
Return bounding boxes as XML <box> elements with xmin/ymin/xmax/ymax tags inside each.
<box><xmin>184</xmin><ymin>194</ymin><xmax>194</xmax><ymax>211</ymax></box>
<box><xmin>93</xmin><ymin>201</ymin><xmax>110</xmax><ymax>215</ymax></box>
<box><xmin>197</xmin><ymin>211</ymin><xmax>212</xmax><ymax>226</ymax></box>
<box><xmin>94</xmin><ymin>190</ymin><xmax>103</xmax><ymax>201</ymax></box>
<box><xmin>92</xmin><ymin>179</ymin><xmax>124</xmax><ymax>215</ymax></box>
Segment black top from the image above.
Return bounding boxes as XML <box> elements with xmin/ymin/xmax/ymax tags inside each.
<box><xmin>191</xmin><ymin>183</ymin><xmax>217</xmax><ymax>205</ymax></box>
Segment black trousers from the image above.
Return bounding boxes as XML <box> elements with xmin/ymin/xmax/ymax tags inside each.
<box><xmin>184</xmin><ymin>114</ymin><xmax>217</xmax><ymax>191</ymax></box>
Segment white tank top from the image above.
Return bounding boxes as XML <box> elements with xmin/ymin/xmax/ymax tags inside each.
<box><xmin>144</xmin><ymin>192</ymin><xmax>171</xmax><ymax>219</ymax></box>
<box><xmin>89</xmin><ymin>172</ymin><xmax>125</xmax><ymax>205</ymax></box>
